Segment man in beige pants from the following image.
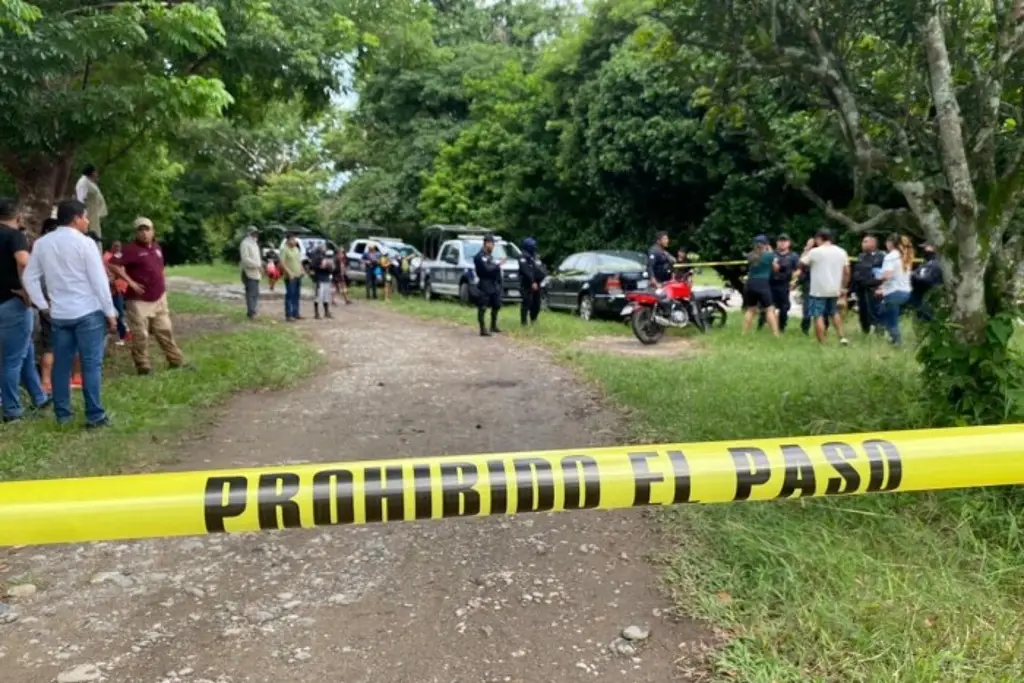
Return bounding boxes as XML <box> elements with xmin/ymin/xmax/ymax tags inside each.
<box><xmin>108</xmin><ymin>217</ymin><xmax>187</xmax><ymax>375</ymax></box>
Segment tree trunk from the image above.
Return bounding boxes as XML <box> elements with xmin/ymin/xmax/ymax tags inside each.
<box><xmin>1</xmin><ymin>152</ymin><xmax>74</xmax><ymax>236</ymax></box>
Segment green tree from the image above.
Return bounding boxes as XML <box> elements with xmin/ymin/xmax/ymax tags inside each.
<box><xmin>668</xmin><ymin>0</ymin><xmax>1024</xmax><ymax>421</ymax></box>
<box><xmin>0</xmin><ymin>0</ymin><xmax>357</xmax><ymax>231</ymax></box>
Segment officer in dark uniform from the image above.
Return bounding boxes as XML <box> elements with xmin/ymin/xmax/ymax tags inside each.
<box><xmin>474</xmin><ymin>233</ymin><xmax>504</xmax><ymax>336</ymax></box>
<box><xmin>759</xmin><ymin>233</ymin><xmax>800</xmax><ymax>331</ymax></box>
<box><xmin>647</xmin><ymin>231</ymin><xmax>675</xmax><ymax>288</ymax></box>
<box><xmin>518</xmin><ymin>236</ymin><xmax>544</xmax><ymax>326</ymax></box>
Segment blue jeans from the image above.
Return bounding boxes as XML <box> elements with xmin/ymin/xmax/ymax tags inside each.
<box><xmin>0</xmin><ymin>298</ymin><xmax>47</xmax><ymax>419</ymax></box>
<box><xmin>285</xmin><ymin>277</ymin><xmax>302</xmax><ymax>319</ymax></box>
<box><xmin>52</xmin><ymin>310</ymin><xmax>108</xmax><ymax>425</ymax></box>
<box><xmin>112</xmin><ymin>292</ymin><xmax>127</xmax><ymax>339</ymax></box>
<box><xmin>881</xmin><ymin>291</ymin><xmax>911</xmax><ymax>345</ymax></box>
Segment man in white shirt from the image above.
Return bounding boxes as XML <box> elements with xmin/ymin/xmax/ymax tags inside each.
<box><xmin>799</xmin><ymin>228</ymin><xmax>850</xmax><ymax>345</ymax></box>
<box><xmin>74</xmin><ymin>164</ymin><xmax>107</xmax><ymax>239</ymax></box>
<box><xmin>23</xmin><ymin>200</ymin><xmax>117</xmax><ymax>428</ymax></box>
<box><xmin>239</xmin><ymin>226</ymin><xmax>263</xmax><ymax>319</ymax></box>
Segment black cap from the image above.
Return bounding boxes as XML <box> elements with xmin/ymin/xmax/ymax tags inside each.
<box><xmin>753</xmin><ymin>234</ymin><xmax>769</xmax><ymax>245</ymax></box>
<box><xmin>777</xmin><ymin>233</ymin><xmax>791</xmax><ymax>241</ymax></box>
<box><xmin>483</xmin><ymin>233</ymin><xmax>495</xmax><ymax>243</ymax></box>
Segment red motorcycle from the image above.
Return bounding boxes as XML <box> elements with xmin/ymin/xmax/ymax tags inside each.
<box><xmin>620</xmin><ymin>275</ymin><xmax>706</xmax><ymax>345</ymax></box>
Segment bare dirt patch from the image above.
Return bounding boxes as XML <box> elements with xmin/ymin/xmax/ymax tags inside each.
<box><xmin>572</xmin><ymin>334</ymin><xmax>698</xmax><ymax>358</ymax></box>
<box><xmin>1</xmin><ymin>298</ymin><xmax>712</xmax><ymax>683</ymax></box>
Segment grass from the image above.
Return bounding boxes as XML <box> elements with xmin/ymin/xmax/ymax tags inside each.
<box><xmin>166</xmin><ymin>261</ymin><xmax>241</xmax><ymax>285</ymax></box>
<box><xmin>382</xmin><ymin>292</ymin><xmax>1024</xmax><ymax>683</ymax></box>
<box><xmin>0</xmin><ymin>292</ymin><xmax>320</xmax><ymax>481</ymax></box>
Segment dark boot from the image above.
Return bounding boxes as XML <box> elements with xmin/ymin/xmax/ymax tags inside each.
<box><xmin>478</xmin><ymin>308</ymin><xmax>490</xmax><ymax>336</ymax></box>
<box><xmin>313</xmin><ymin>303</ymin><xmax>321</xmax><ymax>320</ymax></box>
<box><xmin>490</xmin><ymin>309</ymin><xmax>501</xmax><ymax>334</ymax></box>
<box><xmin>324</xmin><ymin>304</ymin><xmax>332</xmax><ymax>319</ymax></box>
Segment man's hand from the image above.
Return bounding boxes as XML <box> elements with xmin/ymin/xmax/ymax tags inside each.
<box><xmin>106</xmin><ymin>316</ymin><xmax>118</xmax><ymax>334</ymax></box>
<box><xmin>12</xmin><ymin>288</ymin><xmax>30</xmax><ymax>306</ymax></box>
<box><xmin>805</xmin><ymin>238</ymin><xmax>816</xmax><ymax>250</ymax></box>
<box><xmin>531</xmin><ymin>282</ymin><xmax>539</xmax><ymax>291</ymax></box>
<box><xmin>128</xmin><ymin>280</ymin><xmax>146</xmax><ymax>295</ymax></box>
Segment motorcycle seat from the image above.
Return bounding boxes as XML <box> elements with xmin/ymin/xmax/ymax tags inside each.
<box><xmin>693</xmin><ymin>288</ymin><xmax>725</xmax><ymax>301</ymax></box>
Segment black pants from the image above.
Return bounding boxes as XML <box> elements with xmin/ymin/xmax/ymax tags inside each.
<box><xmin>758</xmin><ymin>283</ymin><xmax>792</xmax><ymax>330</ymax></box>
<box><xmin>365</xmin><ymin>274</ymin><xmax>377</xmax><ymax>299</ymax></box>
<box><xmin>855</xmin><ymin>285</ymin><xmax>879</xmax><ymax>333</ymax></box>
<box><xmin>477</xmin><ymin>290</ymin><xmax>502</xmax><ymax>331</ymax></box>
<box><xmin>521</xmin><ymin>287</ymin><xmax>541</xmax><ymax>325</ymax></box>
<box><xmin>907</xmin><ymin>287</ymin><xmax>934</xmax><ymax>322</ymax></box>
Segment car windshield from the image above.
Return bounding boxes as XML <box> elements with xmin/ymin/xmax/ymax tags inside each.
<box><xmin>462</xmin><ymin>241</ymin><xmax>521</xmax><ymax>260</ymax></box>
<box><xmin>392</xmin><ymin>245</ymin><xmax>420</xmax><ymax>257</ymax></box>
<box><xmin>596</xmin><ymin>253</ymin><xmax>645</xmax><ymax>270</ymax></box>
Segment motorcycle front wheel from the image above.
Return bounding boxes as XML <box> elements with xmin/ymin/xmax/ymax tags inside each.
<box><xmin>631</xmin><ymin>307</ymin><xmax>665</xmax><ymax>345</ymax></box>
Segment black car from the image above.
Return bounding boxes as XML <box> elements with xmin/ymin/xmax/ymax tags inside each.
<box><xmin>544</xmin><ymin>250</ymin><xmax>649</xmax><ymax>320</ymax></box>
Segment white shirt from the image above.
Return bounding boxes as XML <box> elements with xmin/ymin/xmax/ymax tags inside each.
<box><xmin>23</xmin><ymin>227</ymin><xmax>116</xmax><ymax>320</ymax></box>
<box><xmin>800</xmin><ymin>243</ymin><xmax>849</xmax><ymax>298</ymax></box>
<box><xmin>75</xmin><ymin>175</ymin><xmax>89</xmax><ymax>203</ymax></box>
<box><xmin>880</xmin><ymin>249</ymin><xmax>912</xmax><ymax>295</ymax></box>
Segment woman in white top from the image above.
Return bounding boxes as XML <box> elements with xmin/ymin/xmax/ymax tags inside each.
<box><xmin>876</xmin><ymin>233</ymin><xmax>914</xmax><ymax>345</ymax></box>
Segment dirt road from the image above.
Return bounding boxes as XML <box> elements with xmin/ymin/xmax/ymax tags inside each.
<box><xmin>0</xmin><ymin>295</ymin><xmax>709</xmax><ymax>683</ymax></box>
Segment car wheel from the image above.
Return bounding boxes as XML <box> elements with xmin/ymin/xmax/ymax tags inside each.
<box><xmin>459</xmin><ymin>281</ymin><xmax>470</xmax><ymax>305</ymax></box>
<box><xmin>577</xmin><ymin>294</ymin><xmax>594</xmax><ymax>321</ymax></box>
<box><xmin>424</xmin><ymin>281</ymin><xmax>434</xmax><ymax>301</ymax></box>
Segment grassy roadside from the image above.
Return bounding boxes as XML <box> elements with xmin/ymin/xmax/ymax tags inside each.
<box><xmin>0</xmin><ymin>292</ymin><xmax>320</xmax><ymax>481</ymax></box>
<box><xmin>384</xmin><ymin>294</ymin><xmax>1024</xmax><ymax>682</ymax></box>
<box><xmin>166</xmin><ymin>261</ymin><xmax>242</xmax><ymax>285</ymax></box>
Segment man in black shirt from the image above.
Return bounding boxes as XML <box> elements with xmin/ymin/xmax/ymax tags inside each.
<box><xmin>0</xmin><ymin>198</ymin><xmax>48</xmax><ymax>422</ymax></box>
<box><xmin>518</xmin><ymin>237</ymin><xmax>544</xmax><ymax>326</ymax></box>
<box><xmin>851</xmin><ymin>235</ymin><xmax>885</xmax><ymax>333</ymax></box>
<box><xmin>474</xmin><ymin>234</ymin><xmax>504</xmax><ymax>337</ymax></box>
<box><xmin>647</xmin><ymin>231</ymin><xmax>674</xmax><ymax>287</ymax></box>
<box><xmin>908</xmin><ymin>243</ymin><xmax>942</xmax><ymax>321</ymax></box>
<box><xmin>759</xmin><ymin>233</ymin><xmax>799</xmax><ymax>331</ymax></box>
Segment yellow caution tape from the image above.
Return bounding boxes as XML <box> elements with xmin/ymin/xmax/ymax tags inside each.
<box><xmin>2</xmin><ymin>425</ymin><xmax>1021</xmax><ymax>547</ymax></box>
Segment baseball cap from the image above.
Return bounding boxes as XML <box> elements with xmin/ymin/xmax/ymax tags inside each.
<box><xmin>483</xmin><ymin>233</ymin><xmax>495</xmax><ymax>243</ymax></box>
<box><xmin>134</xmin><ymin>216</ymin><xmax>154</xmax><ymax>230</ymax></box>
<box><xmin>753</xmin><ymin>234</ymin><xmax>769</xmax><ymax>244</ymax></box>
<box><xmin>246</xmin><ymin>225</ymin><xmax>259</xmax><ymax>235</ymax></box>
<box><xmin>777</xmin><ymin>233</ymin><xmax>791</xmax><ymax>241</ymax></box>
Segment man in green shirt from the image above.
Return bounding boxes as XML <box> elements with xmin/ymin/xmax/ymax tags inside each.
<box><xmin>280</xmin><ymin>232</ymin><xmax>304</xmax><ymax>321</ymax></box>
<box><xmin>742</xmin><ymin>234</ymin><xmax>780</xmax><ymax>336</ymax></box>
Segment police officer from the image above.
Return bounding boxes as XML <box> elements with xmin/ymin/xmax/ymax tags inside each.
<box><xmin>474</xmin><ymin>233</ymin><xmax>504</xmax><ymax>336</ymax></box>
<box><xmin>647</xmin><ymin>231</ymin><xmax>675</xmax><ymax>288</ymax></box>
<box><xmin>518</xmin><ymin>237</ymin><xmax>544</xmax><ymax>326</ymax></box>
<box><xmin>759</xmin><ymin>233</ymin><xmax>800</xmax><ymax>331</ymax></box>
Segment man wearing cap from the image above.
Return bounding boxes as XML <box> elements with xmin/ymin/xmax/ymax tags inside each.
<box><xmin>518</xmin><ymin>236</ymin><xmax>544</xmax><ymax>326</ymax></box>
<box><xmin>239</xmin><ymin>225</ymin><xmax>262</xmax><ymax>319</ymax></box>
<box><xmin>908</xmin><ymin>242</ymin><xmax>941</xmax><ymax>322</ymax></box>
<box><xmin>108</xmin><ymin>217</ymin><xmax>187</xmax><ymax>375</ymax></box>
<box><xmin>758</xmin><ymin>234</ymin><xmax>799</xmax><ymax>332</ymax></box>
<box><xmin>473</xmin><ymin>233</ymin><xmax>504</xmax><ymax>336</ymax></box>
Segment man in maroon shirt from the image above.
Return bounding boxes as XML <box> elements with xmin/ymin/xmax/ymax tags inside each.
<box><xmin>108</xmin><ymin>217</ymin><xmax>186</xmax><ymax>375</ymax></box>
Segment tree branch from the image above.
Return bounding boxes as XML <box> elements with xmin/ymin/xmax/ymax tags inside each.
<box><xmin>794</xmin><ymin>182</ymin><xmax>905</xmax><ymax>234</ymax></box>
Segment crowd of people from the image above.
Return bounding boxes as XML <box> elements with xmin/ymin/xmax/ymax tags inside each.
<box><xmin>1</xmin><ymin>183</ymin><xmax>188</xmax><ymax>427</ymax></box>
<box><xmin>737</xmin><ymin>229</ymin><xmax>942</xmax><ymax>346</ymax></box>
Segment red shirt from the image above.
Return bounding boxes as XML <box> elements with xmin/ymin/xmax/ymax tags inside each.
<box><xmin>112</xmin><ymin>240</ymin><xmax>167</xmax><ymax>302</ymax></box>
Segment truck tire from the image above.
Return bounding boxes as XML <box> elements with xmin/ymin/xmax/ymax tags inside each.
<box><xmin>459</xmin><ymin>280</ymin><xmax>471</xmax><ymax>305</ymax></box>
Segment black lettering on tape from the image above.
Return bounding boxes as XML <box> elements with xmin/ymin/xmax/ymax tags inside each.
<box><xmin>822</xmin><ymin>442</ymin><xmax>860</xmax><ymax>495</ymax></box>
<box><xmin>561</xmin><ymin>455</ymin><xmax>600</xmax><ymax>510</ymax></box>
<box><xmin>440</xmin><ymin>462</ymin><xmax>481</xmax><ymax>518</ymax></box>
<box><xmin>488</xmin><ymin>460</ymin><xmax>508</xmax><ymax>515</ymax></box>
<box><xmin>777</xmin><ymin>445</ymin><xmax>817</xmax><ymax>498</ymax></box>
<box><xmin>412</xmin><ymin>464</ymin><xmax>433</xmax><ymax>520</ymax></box>
<box><xmin>730</xmin><ymin>447</ymin><xmax>771</xmax><ymax>501</ymax></box>
<box><xmin>514</xmin><ymin>458</ymin><xmax>555</xmax><ymax>513</ymax></box>
<box><xmin>311</xmin><ymin>469</ymin><xmax>356</xmax><ymax>526</ymax></box>
<box><xmin>667</xmin><ymin>451</ymin><xmax>696</xmax><ymax>504</ymax></box>
<box><xmin>364</xmin><ymin>466</ymin><xmax>406</xmax><ymax>523</ymax></box>
<box><xmin>863</xmin><ymin>439</ymin><xmax>903</xmax><ymax>492</ymax></box>
<box><xmin>629</xmin><ymin>452</ymin><xmax>662</xmax><ymax>506</ymax></box>
<box><xmin>257</xmin><ymin>473</ymin><xmax>302</xmax><ymax>530</ymax></box>
<box><xmin>203</xmin><ymin>476</ymin><xmax>248</xmax><ymax>533</ymax></box>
